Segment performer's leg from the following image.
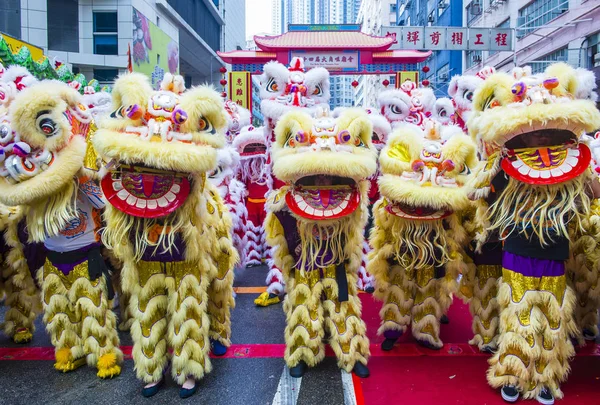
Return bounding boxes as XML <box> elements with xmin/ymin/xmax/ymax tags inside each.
<box><xmin>130</xmin><ymin>261</ymin><xmax>169</xmax><ymax>384</ymax></box>
<box><xmin>378</xmin><ymin>264</ymin><xmax>413</xmax><ymax>349</ymax></box>
<box><xmin>167</xmin><ymin>262</ymin><xmax>212</xmax><ymax>386</ymax></box>
<box><xmin>322</xmin><ymin>268</ymin><xmax>370</xmax><ymax>373</ymax></box>
<box><xmin>72</xmin><ymin>262</ymin><xmax>123</xmax><ymax>378</ymax></box>
<box><xmin>40</xmin><ymin>261</ymin><xmax>85</xmax><ymax>372</ymax></box>
<box><xmin>488</xmin><ymin>263</ymin><xmax>576</xmax><ymax>401</ymax></box>
<box><xmin>411</xmin><ymin>267</ymin><xmax>443</xmax><ymax>349</ymax></box>
<box><xmin>469</xmin><ymin>265</ymin><xmax>502</xmax><ymax>352</ymax></box>
<box><xmin>284</xmin><ymin>270</ymin><xmax>325</xmax><ymax>372</ymax></box>
<box><xmin>2</xmin><ymin>261</ymin><xmax>40</xmax><ymax>343</ymax></box>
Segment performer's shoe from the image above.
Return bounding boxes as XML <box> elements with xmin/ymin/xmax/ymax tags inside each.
<box><xmin>179</xmin><ymin>378</ymin><xmax>199</xmax><ymax>399</ymax></box>
<box><xmin>54</xmin><ymin>348</ymin><xmax>86</xmax><ymax>373</ymax></box>
<box><xmin>254</xmin><ymin>292</ymin><xmax>280</xmax><ymax>307</ymax></box>
<box><xmin>289</xmin><ymin>361</ymin><xmax>307</xmax><ymax>378</ymax></box>
<box><xmin>417</xmin><ymin>340</ymin><xmax>441</xmax><ymax>350</ymax></box>
<box><xmin>365</xmin><ymin>286</ymin><xmax>375</xmax><ymax>294</ymax></box>
<box><xmin>381</xmin><ymin>337</ymin><xmax>399</xmax><ymax>351</ymax></box>
<box><xmin>141</xmin><ymin>379</ymin><xmax>164</xmax><ymax>398</ymax></box>
<box><xmin>13</xmin><ymin>327</ymin><xmax>33</xmax><ymax>344</ymax></box>
<box><xmin>500</xmin><ymin>385</ymin><xmax>519</xmax><ymax>403</ymax></box>
<box><xmin>97</xmin><ymin>352</ymin><xmax>122</xmax><ymax>379</ymax></box>
<box><xmin>583</xmin><ymin>328</ymin><xmax>597</xmax><ymax>341</ymax></box>
<box><xmin>536</xmin><ymin>387</ymin><xmax>554</xmax><ymax>405</ymax></box>
<box><xmin>440</xmin><ymin>314</ymin><xmax>450</xmax><ymax>324</ymax></box>
<box><xmin>352</xmin><ymin>362</ymin><xmax>370</xmax><ymax>378</ymax></box>
<box><xmin>480</xmin><ymin>345</ymin><xmax>495</xmax><ymax>354</ymax></box>
<box><xmin>210</xmin><ymin>339</ymin><xmax>227</xmax><ymax>356</ymax></box>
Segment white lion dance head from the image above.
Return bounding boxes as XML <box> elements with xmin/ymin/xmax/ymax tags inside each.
<box><xmin>82</xmin><ymin>84</ymin><xmax>112</xmax><ymax>123</ymax></box>
<box><xmin>259</xmin><ymin>57</ymin><xmax>330</xmax><ymax>139</ymax></box>
<box><xmin>224</xmin><ymin>99</ymin><xmax>252</xmax><ymax>143</ymax></box>
<box><xmin>233</xmin><ymin>125</ymin><xmax>270</xmax><ymax>187</ymax></box>
<box><xmin>448</xmin><ymin>66</ymin><xmax>495</xmax><ymax>130</ymax></box>
<box><xmin>0</xmin><ymin>66</ymin><xmax>37</xmax><ymax>112</ymax></box>
<box><xmin>378</xmin><ymin>80</ymin><xmax>436</xmax><ymax>130</ymax></box>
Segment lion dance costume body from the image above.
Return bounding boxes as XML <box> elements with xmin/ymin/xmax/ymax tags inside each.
<box><xmin>468</xmin><ymin>63</ymin><xmax>600</xmax><ymax>403</ymax></box>
<box><xmin>256</xmin><ymin>57</ymin><xmax>331</xmax><ymax>307</ymax></box>
<box><xmin>93</xmin><ymin>73</ymin><xmax>237</xmax><ymax>398</ymax></box>
<box><xmin>0</xmin><ymin>79</ymin><xmax>122</xmax><ymax>377</ymax></box>
<box><xmin>265</xmin><ymin>108</ymin><xmax>376</xmax><ymax>378</ymax></box>
<box><xmin>368</xmin><ymin>120</ymin><xmax>477</xmax><ymax>350</ymax></box>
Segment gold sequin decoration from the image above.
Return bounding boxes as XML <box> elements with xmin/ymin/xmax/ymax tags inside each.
<box><xmin>138</xmin><ymin>260</ymin><xmax>200</xmax><ymax>287</ymax></box>
<box><xmin>43</xmin><ymin>259</ymin><xmax>99</xmax><ymax>291</ymax></box>
<box><xmin>477</xmin><ymin>265</ymin><xmax>502</xmax><ymax>288</ymax></box>
<box><xmin>502</xmin><ymin>268</ymin><xmax>566</xmax><ymax>304</ymax></box>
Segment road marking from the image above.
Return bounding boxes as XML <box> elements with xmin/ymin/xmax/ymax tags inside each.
<box><xmin>272</xmin><ymin>366</ymin><xmax>302</xmax><ymax>405</ymax></box>
<box><xmin>341</xmin><ymin>370</ymin><xmax>357</xmax><ymax>405</ymax></box>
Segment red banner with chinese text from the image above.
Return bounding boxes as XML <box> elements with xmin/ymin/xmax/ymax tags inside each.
<box><xmin>229</xmin><ymin>72</ymin><xmax>252</xmax><ymax>112</ymax></box>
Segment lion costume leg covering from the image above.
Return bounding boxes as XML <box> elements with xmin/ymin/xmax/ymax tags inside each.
<box><xmin>167</xmin><ymin>265</ymin><xmax>212</xmax><ymax>385</ymax></box>
<box><xmin>130</xmin><ymin>262</ymin><xmax>169</xmax><ymax>384</ymax></box>
<box><xmin>207</xmin><ymin>252</ymin><xmax>236</xmax><ymax>348</ymax></box>
<box><xmin>487</xmin><ymin>259</ymin><xmax>577</xmax><ymax>400</ymax></box>
<box><xmin>469</xmin><ymin>265</ymin><xmax>502</xmax><ymax>351</ymax></box>
<box><xmin>323</xmin><ymin>269</ymin><xmax>370</xmax><ymax>371</ymax></box>
<box><xmin>283</xmin><ymin>271</ymin><xmax>326</xmax><ymax>368</ymax></box>
<box><xmin>377</xmin><ymin>264</ymin><xmax>413</xmax><ymax>339</ymax></box>
<box><xmin>411</xmin><ymin>267</ymin><xmax>443</xmax><ymax>349</ymax></box>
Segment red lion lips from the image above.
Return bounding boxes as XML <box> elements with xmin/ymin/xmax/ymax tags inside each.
<box><xmin>101</xmin><ymin>165</ymin><xmax>190</xmax><ymax>218</ymax></box>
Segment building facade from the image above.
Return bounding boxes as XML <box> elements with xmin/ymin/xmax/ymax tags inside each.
<box><xmin>0</xmin><ymin>0</ymin><xmax>241</xmax><ymax>87</ymax></box>
<box><xmin>397</xmin><ymin>0</ymin><xmax>463</xmax><ymax>97</ymax></box>
<box><xmin>355</xmin><ymin>0</ymin><xmax>397</xmax><ymax>107</ymax></box>
<box><xmin>463</xmin><ymin>0</ymin><xmax>600</xmax><ymax>93</ymax></box>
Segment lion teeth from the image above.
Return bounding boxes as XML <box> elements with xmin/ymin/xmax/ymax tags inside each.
<box><xmin>171</xmin><ymin>184</ymin><xmax>181</xmax><ymax>193</ymax></box>
<box><xmin>126</xmin><ymin>195</ymin><xmax>137</xmax><ymax>205</ymax></box>
<box><xmin>165</xmin><ymin>191</ymin><xmax>176</xmax><ymax>202</ymax></box>
<box><xmin>113</xmin><ymin>181</ymin><xmax>123</xmax><ymax>191</ymax></box>
<box><xmin>136</xmin><ymin>199</ymin><xmax>147</xmax><ymax>209</ymax></box>
<box><xmin>157</xmin><ymin>197</ymin><xmax>169</xmax><ymax>207</ymax></box>
<box><xmin>147</xmin><ymin>199</ymin><xmax>158</xmax><ymax>210</ymax></box>
<box><xmin>117</xmin><ymin>189</ymin><xmax>128</xmax><ymax>200</ymax></box>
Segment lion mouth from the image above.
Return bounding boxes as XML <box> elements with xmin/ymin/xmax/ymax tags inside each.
<box><xmin>385</xmin><ymin>201</ymin><xmax>452</xmax><ymax>220</ymax></box>
<box><xmin>241</xmin><ymin>142</ymin><xmax>267</xmax><ymax>156</ymax></box>
<box><xmin>101</xmin><ymin>164</ymin><xmax>191</xmax><ymax>218</ymax></box>
<box><xmin>287</xmin><ymin>175</ymin><xmax>359</xmax><ymax>220</ymax></box>
<box><xmin>502</xmin><ymin>129</ymin><xmax>590</xmax><ymax>185</ymax></box>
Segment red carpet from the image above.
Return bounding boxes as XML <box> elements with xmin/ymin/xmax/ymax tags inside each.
<box><xmin>358</xmin><ymin>294</ymin><xmax>600</xmax><ymax>405</ymax></box>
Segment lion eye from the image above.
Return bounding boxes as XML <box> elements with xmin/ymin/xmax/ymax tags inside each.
<box><xmin>266</xmin><ymin>77</ymin><xmax>279</xmax><ymax>93</ymax></box>
<box><xmin>36</xmin><ymin>112</ymin><xmax>58</xmax><ymax>137</ymax></box>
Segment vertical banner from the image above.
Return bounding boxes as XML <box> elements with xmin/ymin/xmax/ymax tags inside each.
<box><xmin>229</xmin><ymin>71</ymin><xmax>252</xmax><ymax>111</ymax></box>
<box><xmin>396</xmin><ymin>71</ymin><xmax>419</xmax><ymax>88</ymax></box>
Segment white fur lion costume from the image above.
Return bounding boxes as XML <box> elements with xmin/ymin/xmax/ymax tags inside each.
<box><xmin>93</xmin><ymin>73</ymin><xmax>238</xmax><ymax>397</ymax></box>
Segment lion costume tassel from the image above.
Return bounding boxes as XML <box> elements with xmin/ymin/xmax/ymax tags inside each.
<box><xmin>265</xmin><ymin>108</ymin><xmax>376</xmax><ymax>378</ymax></box>
<box><xmin>468</xmin><ymin>63</ymin><xmax>600</xmax><ymax>404</ymax></box>
<box><xmin>0</xmin><ymin>80</ymin><xmax>122</xmax><ymax>378</ymax></box>
<box><xmin>93</xmin><ymin>73</ymin><xmax>237</xmax><ymax>398</ymax></box>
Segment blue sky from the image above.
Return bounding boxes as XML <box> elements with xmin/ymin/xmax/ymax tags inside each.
<box><xmin>246</xmin><ymin>0</ymin><xmax>272</xmax><ymax>40</ymax></box>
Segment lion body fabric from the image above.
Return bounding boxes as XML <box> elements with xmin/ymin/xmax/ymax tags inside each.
<box><xmin>468</xmin><ymin>63</ymin><xmax>600</xmax><ymax>400</ymax></box>
<box><xmin>93</xmin><ymin>73</ymin><xmax>237</xmax><ymax>386</ymax></box>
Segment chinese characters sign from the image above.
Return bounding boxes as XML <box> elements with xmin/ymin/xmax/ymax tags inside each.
<box><xmin>383</xmin><ymin>27</ymin><xmax>513</xmax><ymax>51</ymax></box>
<box><xmin>396</xmin><ymin>71</ymin><xmax>419</xmax><ymax>88</ymax></box>
<box><xmin>290</xmin><ymin>51</ymin><xmax>359</xmax><ymax>72</ymax></box>
<box><xmin>228</xmin><ymin>72</ymin><xmax>252</xmax><ymax>111</ymax></box>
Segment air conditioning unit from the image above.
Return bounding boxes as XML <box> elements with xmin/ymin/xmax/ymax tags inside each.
<box><xmin>439</xmin><ymin>74</ymin><xmax>448</xmax><ymax>81</ymax></box>
<box><xmin>472</xmin><ymin>54</ymin><xmax>482</xmax><ymax>63</ymax></box>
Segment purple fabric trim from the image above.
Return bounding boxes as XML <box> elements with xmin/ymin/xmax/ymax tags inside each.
<box><xmin>48</xmin><ymin>243</ymin><xmax>100</xmax><ymax>275</ymax></box>
<box><xmin>502</xmin><ymin>251</ymin><xmax>565</xmax><ymax>277</ymax></box>
<box><xmin>140</xmin><ymin>233</ymin><xmax>186</xmax><ymax>262</ymax></box>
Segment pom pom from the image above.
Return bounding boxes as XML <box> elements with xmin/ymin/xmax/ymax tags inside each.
<box><xmin>412</xmin><ymin>160</ymin><xmax>425</xmax><ymax>171</ymax></box>
<box><xmin>12</xmin><ymin>142</ymin><xmax>31</xmax><ymax>157</ymax></box>
<box><xmin>172</xmin><ymin>108</ymin><xmax>188</xmax><ymax>124</ymax></box>
<box><xmin>126</xmin><ymin>104</ymin><xmax>142</xmax><ymax>120</ymax></box>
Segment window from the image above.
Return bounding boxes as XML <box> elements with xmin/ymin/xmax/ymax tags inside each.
<box><xmin>0</xmin><ymin>0</ymin><xmax>21</xmax><ymax>39</ymax></box>
<box><xmin>530</xmin><ymin>47</ymin><xmax>568</xmax><ymax>74</ymax></box>
<box><xmin>517</xmin><ymin>0</ymin><xmax>568</xmax><ymax>39</ymax></box>
<box><xmin>489</xmin><ymin>18</ymin><xmax>510</xmax><ymax>56</ymax></box>
<box><xmin>390</xmin><ymin>4</ymin><xmax>397</xmax><ymax>13</ymax></box>
<box><xmin>466</xmin><ymin>1</ymin><xmax>482</xmax><ymax>27</ymax></box>
<box><xmin>466</xmin><ymin>50</ymin><xmax>483</xmax><ymax>69</ymax></box>
<box><xmin>437</xmin><ymin>63</ymin><xmax>449</xmax><ymax>82</ymax></box>
<box><xmin>94</xmin><ymin>69</ymin><xmax>119</xmax><ymax>84</ymax></box>
<box><xmin>47</xmin><ymin>0</ymin><xmax>79</xmax><ymax>52</ymax></box>
<box><xmin>93</xmin><ymin>12</ymin><xmax>118</xmax><ymax>55</ymax></box>
<box><xmin>587</xmin><ymin>32</ymin><xmax>600</xmax><ymax>69</ymax></box>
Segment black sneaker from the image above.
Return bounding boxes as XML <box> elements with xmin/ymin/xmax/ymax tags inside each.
<box><xmin>381</xmin><ymin>337</ymin><xmax>399</xmax><ymax>351</ymax></box>
<box><xmin>536</xmin><ymin>387</ymin><xmax>554</xmax><ymax>405</ymax></box>
<box><xmin>352</xmin><ymin>362</ymin><xmax>370</xmax><ymax>378</ymax></box>
<box><xmin>501</xmin><ymin>385</ymin><xmax>519</xmax><ymax>403</ymax></box>
<box><xmin>289</xmin><ymin>361</ymin><xmax>307</xmax><ymax>378</ymax></box>
<box><xmin>583</xmin><ymin>328</ymin><xmax>597</xmax><ymax>341</ymax></box>
<box><xmin>440</xmin><ymin>314</ymin><xmax>450</xmax><ymax>324</ymax></box>
<box><xmin>365</xmin><ymin>286</ymin><xmax>375</xmax><ymax>294</ymax></box>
